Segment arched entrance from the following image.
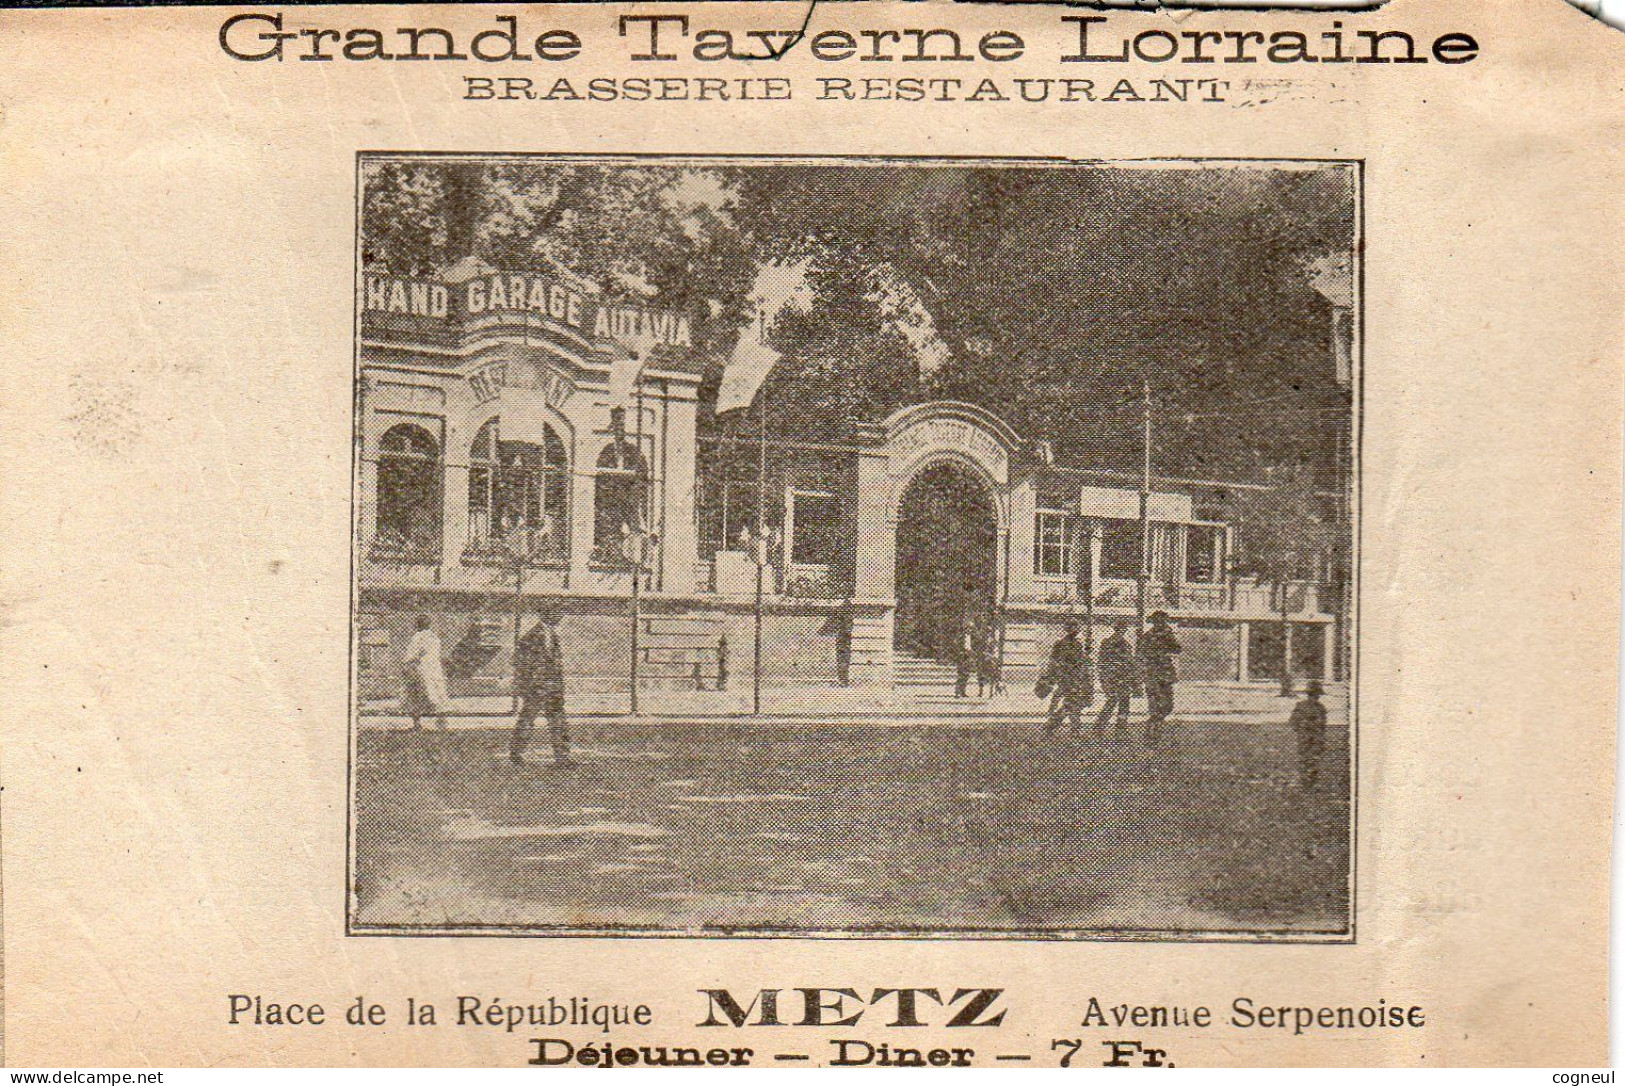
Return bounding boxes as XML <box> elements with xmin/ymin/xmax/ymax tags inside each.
<box><xmin>894</xmin><ymin>462</ymin><xmax>999</xmax><ymax>663</ymax></box>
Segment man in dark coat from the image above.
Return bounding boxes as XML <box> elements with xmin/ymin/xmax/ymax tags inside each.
<box><xmin>975</xmin><ymin>623</ymin><xmax>1000</xmax><ymax>697</ymax></box>
<box><xmin>509</xmin><ymin>605</ymin><xmax>573</xmax><ymax>767</ymax></box>
<box><xmin>1041</xmin><ymin>619</ymin><xmax>1091</xmax><ymax>736</ymax></box>
<box><xmin>1094</xmin><ymin>619</ymin><xmax>1137</xmax><ymax>738</ymax></box>
<box><xmin>1290</xmin><ymin>680</ymin><xmax>1328</xmax><ymax>788</ymax></box>
<box><xmin>955</xmin><ymin>619</ymin><xmax>975</xmax><ymax>698</ymax></box>
<box><xmin>1139</xmin><ymin>610</ymin><xmax>1182</xmax><ymax>743</ymax></box>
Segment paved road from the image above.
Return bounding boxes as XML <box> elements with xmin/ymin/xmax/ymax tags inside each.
<box><xmin>359</xmin><ymin>681</ymin><xmax>1350</xmax><ymax>728</ymax></box>
<box><xmin>352</xmin><ymin>713</ymin><xmax>1351</xmax><ymax>938</ymax></box>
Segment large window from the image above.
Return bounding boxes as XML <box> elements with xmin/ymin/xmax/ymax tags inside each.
<box><xmin>374</xmin><ymin>423</ymin><xmax>442</xmax><ymax>561</ymax></box>
<box><xmin>788</xmin><ymin>489</ymin><xmax>843</xmax><ymax>567</ymax></box>
<box><xmin>1033</xmin><ymin>493</ymin><xmax>1077</xmax><ymax>578</ymax></box>
<box><xmin>1186</xmin><ymin>524</ymin><xmax>1223</xmax><ymax>583</ymax></box>
<box><xmin>593</xmin><ymin>439</ymin><xmax>648</xmax><ymax>567</ymax></box>
<box><xmin>699</xmin><ymin>479</ymin><xmax>763</xmax><ymax>558</ymax></box>
<box><xmin>1148</xmin><ymin>522</ymin><xmax>1182</xmax><ymax>584</ymax></box>
<box><xmin>1098</xmin><ymin>519</ymin><xmax>1192</xmax><ymax>583</ymax></box>
<box><xmin>1099</xmin><ymin>519</ymin><xmax>1142</xmax><ymax>580</ymax></box>
<box><xmin>466</xmin><ymin>418</ymin><xmax>569</xmax><ymax>565</ymax></box>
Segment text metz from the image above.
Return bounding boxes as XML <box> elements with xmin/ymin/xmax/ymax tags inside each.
<box><xmin>698</xmin><ymin>987</ymin><xmax>1007</xmax><ymax>1029</ymax></box>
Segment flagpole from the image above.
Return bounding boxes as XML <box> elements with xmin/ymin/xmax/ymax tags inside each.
<box><xmin>630</xmin><ymin>370</ymin><xmax>647</xmax><ymax>715</ymax></box>
<box><xmin>753</xmin><ymin>387</ymin><xmax>767</xmax><ymax>717</ymax></box>
<box><xmin>1136</xmin><ymin>377</ymin><xmax>1152</xmax><ymax>637</ymax></box>
<box><xmin>512</xmin><ymin>546</ymin><xmax>525</xmax><ymax>717</ymax></box>
<box><xmin>508</xmin><ymin>428</ymin><xmax>525</xmax><ymax>716</ymax></box>
<box><xmin>719</xmin><ymin>295</ymin><xmax>780</xmax><ymax>717</ymax></box>
<box><xmin>995</xmin><ymin>523</ymin><xmax>1010</xmax><ymax>694</ymax></box>
<box><xmin>658</xmin><ymin>376</ymin><xmax>670</xmax><ymax>594</ymax></box>
<box><xmin>1081</xmin><ymin>522</ymin><xmax>1096</xmax><ymax>660</ymax></box>
<box><xmin>630</xmin><ymin>555</ymin><xmax>641</xmax><ymax>715</ymax></box>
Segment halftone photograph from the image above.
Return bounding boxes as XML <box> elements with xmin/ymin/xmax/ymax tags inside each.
<box><xmin>349</xmin><ymin>155</ymin><xmax>1357</xmax><ymax>940</ymax></box>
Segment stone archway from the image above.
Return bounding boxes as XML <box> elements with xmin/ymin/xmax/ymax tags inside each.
<box><xmin>845</xmin><ymin>402</ymin><xmax>1019</xmax><ymax>685</ymax></box>
<box><xmin>893</xmin><ymin>460</ymin><xmax>1000</xmax><ymax>663</ymax></box>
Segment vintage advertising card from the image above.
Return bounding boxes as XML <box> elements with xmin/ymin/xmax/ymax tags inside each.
<box><xmin>0</xmin><ymin>0</ymin><xmax>1620</xmax><ymax>1068</ymax></box>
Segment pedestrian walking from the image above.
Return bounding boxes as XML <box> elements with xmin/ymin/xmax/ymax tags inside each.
<box><xmin>1290</xmin><ymin>680</ymin><xmax>1328</xmax><ymax>788</ymax></box>
<box><xmin>1040</xmin><ymin>619</ymin><xmax>1092</xmax><ymax>735</ymax></box>
<box><xmin>955</xmin><ymin>619</ymin><xmax>975</xmax><ymax>698</ymax></box>
<box><xmin>1094</xmin><ymin>619</ymin><xmax>1136</xmax><ymax>738</ymax></box>
<box><xmin>975</xmin><ymin>622</ymin><xmax>999</xmax><ymax>697</ymax></box>
<box><xmin>401</xmin><ymin>614</ymin><xmax>449</xmax><ymax>734</ymax></box>
<box><xmin>1140</xmin><ymin>610</ymin><xmax>1181</xmax><ymax>744</ymax></box>
<box><xmin>509</xmin><ymin>605</ymin><xmax>574</xmax><ymax>768</ymax></box>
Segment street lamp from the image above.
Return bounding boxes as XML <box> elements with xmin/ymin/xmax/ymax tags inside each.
<box><xmin>1277</xmin><ymin>549</ymin><xmax>1297</xmax><ymax>697</ymax></box>
<box><xmin>503</xmin><ymin>510</ymin><xmax>533</xmax><ymax>717</ymax></box>
<box><xmin>751</xmin><ymin>523</ymin><xmax>773</xmax><ymax>717</ymax></box>
<box><xmin>1077</xmin><ymin>519</ymin><xmax>1099</xmax><ymax>695</ymax></box>
<box><xmin>625</xmin><ymin>523</ymin><xmax>652</xmax><ymax>715</ymax></box>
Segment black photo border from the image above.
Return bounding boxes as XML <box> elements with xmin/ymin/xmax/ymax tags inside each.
<box><xmin>345</xmin><ymin>151</ymin><xmax>1364</xmax><ymax>945</ymax></box>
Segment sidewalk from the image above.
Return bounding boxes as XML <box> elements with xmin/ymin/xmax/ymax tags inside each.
<box><xmin>358</xmin><ymin>680</ymin><xmax>1348</xmax><ymax>728</ymax></box>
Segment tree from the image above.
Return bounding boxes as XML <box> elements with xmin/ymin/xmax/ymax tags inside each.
<box><xmin>363</xmin><ymin>162</ymin><xmax>762</xmax><ymax>376</ymax></box>
<box><xmin>1230</xmin><ymin>461</ymin><xmax>1336</xmax><ymax>694</ymax></box>
<box><xmin>360</xmin><ymin>160</ymin><xmax>1356</xmax><ymax>485</ymax></box>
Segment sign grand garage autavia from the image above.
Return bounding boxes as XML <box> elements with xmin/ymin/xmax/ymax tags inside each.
<box><xmin>364</xmin><ymin>269</ymin><xmax>695</xmax><ymax>350</ymax></box>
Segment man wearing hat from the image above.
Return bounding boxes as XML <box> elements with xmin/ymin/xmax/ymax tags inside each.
<box><xmin>1094</xmin><ymin>619</ymin><xmax>1137</xmax><ymax>738</ymax></box>
<box><xmin>1040</xmin><ymin>618</ymin><xmax>1092</xmax><ymax>736</ymax></box>
<box><xmin>1138</xmin><ymin>610</ymin><xmax>1181</xmax><ymax>743</ymax></box>
<box><xmin>510</xmin><ymin>604</ymin><xmax>574</xmax><ymax>768</ymax></box>
<box><xmin>1289</xmin><ymin>680</ymin><xmax>1328</xmax><ymax>788</ymax></box>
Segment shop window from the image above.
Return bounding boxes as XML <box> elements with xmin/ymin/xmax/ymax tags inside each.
<box><xmin>593</xmin><ymin>439</ymin><xmax>648</xmax><ymax>567</ymax></box>
<box><xmin>466</xmin><ymin>418</ymin><xmax>569</xmax><ymax>565</ymax></box>
<box><xmin>1148</xmin><ymin>522</ymin><xmax>1182</xmax><ymax>584</ymax></box>
<box><xmin>788</xmin><ymin>490</ymin><xmax>843</xmax><ymax>567</ymax></box>
<box><xmin>699</xmin><ymin>479</ymin><xmax>762</xmax><ymax>558</ymax></box>
<box><xmin>1186</xmin><ymin>524</ymin><xmax>1223</xmax><ymax>584</ymax></box>
<box><xmin>1033</xmin><ymin>493</ymin><xmax>1076</xmax><ymax>578</ymax></box>
<box><xmin>373</xmin><ymin>423</ymin><xmax>442</xmax><ymax>561</ymax></box>
<box><xmin>1099</xmin><ymin>519</ymin><xmax>1142</xmax><ymax>580</ymax></box>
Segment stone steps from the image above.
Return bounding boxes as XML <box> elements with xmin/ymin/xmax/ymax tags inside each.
<box><xmin>893</xmin><ymin>653</ymin><xmax>959</xmax><ymax>687</ymax></box>
<box><xmin>636</xmin><ymin>612</ymin><xmax>728</xmax><ymax>684</ymax></box>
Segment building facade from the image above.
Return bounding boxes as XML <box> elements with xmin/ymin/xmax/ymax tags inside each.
<box><xmin>356</xmin><ymin>265</ymin><xmax>1340</xmax><ymax>702</ymax></box>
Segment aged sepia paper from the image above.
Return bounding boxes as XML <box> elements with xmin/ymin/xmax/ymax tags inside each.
<box><xmin>0</xmin><ymin>0</ymin><xmax>1620</xmax><ymax>1067</ymax></box>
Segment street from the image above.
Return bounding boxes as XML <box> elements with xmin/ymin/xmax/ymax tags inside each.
<box><xmin>352</xmin><ymin>701</ymin><xmax>1350</xmax><ymax>937</ymax></box>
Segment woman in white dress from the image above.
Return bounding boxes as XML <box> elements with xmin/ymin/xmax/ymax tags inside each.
<box><xmin>401</xmin><ymin>614</ymin><xmax>449</xmax><ymax>731</ymax></box>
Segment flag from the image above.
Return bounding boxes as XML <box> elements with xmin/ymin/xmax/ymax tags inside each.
<box><xmin>716</xmin><ymin>260</ymin><xmax>812</xmax><ymax>414</ymax></box>
<box><xmin>607</xmin><ymin>350</ymin><xmax>645</xmax><ymax>410</ymax></box>
<box><xmin>497</xmin><ymin>382</ymin><xmax>557</xmax><ymax>446</ymax></box>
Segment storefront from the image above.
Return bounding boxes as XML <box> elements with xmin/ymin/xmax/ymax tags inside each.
<box><xmin>357</xmin><ymin>264</ymin><xmax>1338</xmax><ymax>701</ymax></box>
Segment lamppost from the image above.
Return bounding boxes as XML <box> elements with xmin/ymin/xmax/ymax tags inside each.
<box><xmin>1135</xmin><ymin>377</ymin><xmax>1153</xmax><ymax>638</ymax></box>
<box><xmin>751</xmin><ymin>388</ymin><xmax>769</xmax><ymax>717</ymax></box>
<box><xmin>1078</xmin><ymin>519</ymin><xmax>1099</xmax><ymax>667</ymax></box>
<box><xmin>752</xmin><ymin>526</ymin><xmax>767</xmax><ymax>717</ymax></box>
<box><xmin>509</xmin><ymin>524</ymin><xmax>527</xmax><ymax>717</ymax></box>
<box><xmin>1277</xmin><ymin>548</ymin><xmax>1297</xmax><ymax>698</ymax></box>
<box><xmin>627</xmin><ymin>525</ymin><xmax>650</xmax><ymax>715</ymax></box>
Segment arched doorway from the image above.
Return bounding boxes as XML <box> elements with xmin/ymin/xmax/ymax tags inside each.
<box><xmin>894</xmin><ymin>462</ymin><xmax>999</xmax><ymax>663</ymax></box>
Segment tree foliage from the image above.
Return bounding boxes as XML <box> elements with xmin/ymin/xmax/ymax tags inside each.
<box><xmin>1229</xmin><ymin>461</ymin><xmax>1338</xmax><ymax>591</ymax></box>
<box><xmin>360</xmin><ymin>160</ymin><xmax>1355</xmax><ymax>486</ymax></box>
